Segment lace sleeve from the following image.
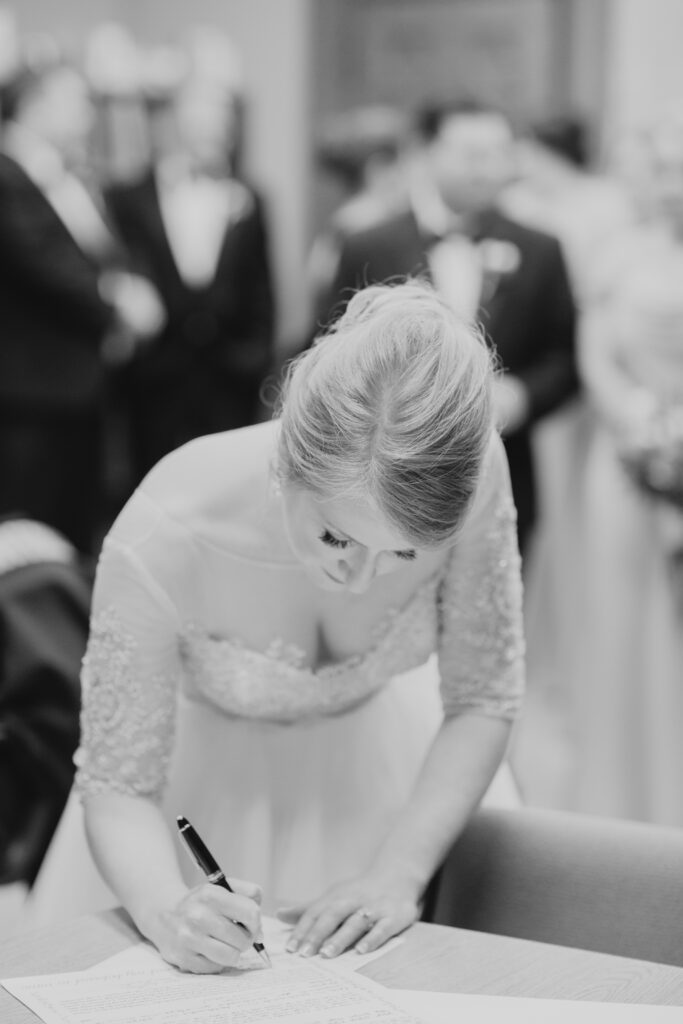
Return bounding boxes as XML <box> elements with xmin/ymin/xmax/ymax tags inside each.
<box><xmin>74</xmin><ymin>495</ymin><xmax>183</xmax><ymax>804</ymax></box>
<box><xmin>437</xmin><ymin>434</ymin><xmax>525</xmax><ymax>720</ymax></box>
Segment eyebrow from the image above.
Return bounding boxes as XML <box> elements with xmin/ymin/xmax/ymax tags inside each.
<box><xmin>325</xmin><ymin>520</ymin><xmax>417</xmax><ymax>555</ymax></box>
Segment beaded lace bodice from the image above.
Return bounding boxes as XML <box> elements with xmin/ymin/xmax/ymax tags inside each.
<box><xmin>75</xmin><ymin>427</ymin><xmax>525</xmax><ymax>803</ymax></box>
<box><xmin>177</xmin><ymin>572</ymin><xmax>441</xmax><ymax>723</ymax></box>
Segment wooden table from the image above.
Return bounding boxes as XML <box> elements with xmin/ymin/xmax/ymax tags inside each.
<box><xmin>2</xmin><ymin>909</ymin><xmax>683</xmax><ymax>1022</ymax></box>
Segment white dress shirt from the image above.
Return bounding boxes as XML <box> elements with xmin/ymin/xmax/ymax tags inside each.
<box><xmin>411</xmin><ymin>176</ymin><xmax>483</xmax><ymax>321</ymax></box>
<box><xmin>156</xmin><ymin>157</ymin><xmax>253</xmax><ymax>289</ymax></box>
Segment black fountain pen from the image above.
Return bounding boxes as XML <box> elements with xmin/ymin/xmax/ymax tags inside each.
<box><xmin>176</xmin><ymin>815</ymin><xmax>271</xmax><ymax>968</ymax></box>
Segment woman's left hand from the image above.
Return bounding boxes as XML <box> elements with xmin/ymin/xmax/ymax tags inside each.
<box><xmin>276</xmin><ymin>872</ymin><xmax>420</xmax><ymax>959</ymax></box>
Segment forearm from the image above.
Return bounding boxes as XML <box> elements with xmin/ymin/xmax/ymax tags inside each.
<box><xmin>83</xmin><ymin>792</ymin><xmax>188</xmax><ymax>939</ymax></box>
<box><xmin>368</xmin><ymin>713</ymin><xmax>511</xmax><ymax>896</ymax></box>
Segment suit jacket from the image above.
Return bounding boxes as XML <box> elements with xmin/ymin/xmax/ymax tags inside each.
<box><xmin>0</xmin><ymin>153</ymin><xmax>114</xmax><ymax>412</ymax></box>
<box><xmin>106</xmin><ymin>172</ymin><xmax>275</xmax><ymax>401</ymax></box>
<box><xmin>0</xmin><ymin>544</ymin><xmax>91</xmax><ymax>884</ymax></box>
<box><xmin>318</xmin><ymin>206</ymin><xmax>578</xmax><ymax>544</ymax></box>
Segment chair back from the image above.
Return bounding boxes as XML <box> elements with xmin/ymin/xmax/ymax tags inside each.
<box><xmin>428</xmin><ymin>807</ymin><xmax>683</xmax><ymax>967</ymax></box>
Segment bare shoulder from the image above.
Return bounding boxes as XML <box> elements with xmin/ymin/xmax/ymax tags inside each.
<box><xmin>138</xmin><ymin>422</ymin><xmax>285</xmax><ymax>558</ymax></box>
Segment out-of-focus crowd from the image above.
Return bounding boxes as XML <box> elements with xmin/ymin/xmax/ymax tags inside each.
<box><xmin>0</xmin><ymin>17</ymin><xmax>681</xmax><ymax>906</ymax></box>
<box><xmin>0</xmin><ymin>22</ymin><xmax>274</xmax><ymax>551</ymax></box>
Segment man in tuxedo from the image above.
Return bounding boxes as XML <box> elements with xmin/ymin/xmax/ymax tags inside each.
<box><xmin>318</xmin><ymin>99</ymin><xmax>577</xmax><ymax>555</ymax></box>
<box><xmin>106</xmin><ymin>73</ymin><xmax>275</xmax><ymax>484</ymax></box>
<box><xmin>0</xmin><ymin>58</ymin><xmax>162</xmax><ymax>551</ymax></box>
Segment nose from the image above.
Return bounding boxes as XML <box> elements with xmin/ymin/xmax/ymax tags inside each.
<box><xmin>338</xmin><ymin>549</ymin><xmax>377</xmax><ymax>593</ymax></box>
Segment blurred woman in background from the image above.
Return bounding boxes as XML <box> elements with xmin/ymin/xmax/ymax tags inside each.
<box><xmin>571</xmin><ymin>121</ymin><xmax>683</xmax><ymax>824</ymax></box>
<box><xmin>505</xmin><ymin>117</ymin><xmax>635</xmax><ymax>809</ymax></box>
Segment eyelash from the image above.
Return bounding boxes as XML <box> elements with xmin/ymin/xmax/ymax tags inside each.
<box><xmin>319</xmin><ymin>530</ymin><xmax>416</xmax><ymax>561</ymax></box>
<box><xmin>395</xmin><ymin>550</ymin><xmax>417</xmax><ymax>562</ymax></box>
<box><xmin>320</xmin><ymin>530</ymin><xmax>349</xmax><ymax>549</ymax></box>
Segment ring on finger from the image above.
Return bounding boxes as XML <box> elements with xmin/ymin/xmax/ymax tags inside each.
<box><xmin>355</xmin><ymin>907</ymin><xmax>376</xmax><ymax>929</ymax></box>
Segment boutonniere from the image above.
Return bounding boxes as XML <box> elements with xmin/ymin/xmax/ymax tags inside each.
<box><xmin>477</xmin><ymin>238</ymin><xmax>522</xmax><ymax>276</ymax></box>
<box><xmin>475</xmin><ymin>239</ymin><xmax>521</xmax><ymax>306</ymax></box>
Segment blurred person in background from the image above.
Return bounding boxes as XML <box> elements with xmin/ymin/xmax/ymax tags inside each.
<box><xmin>0</xmin><ymin>54</ymin><xmax>163</xmax><ymax>552</ymax></box>
<box><xmin>566</xmin><ymin>120</ymin><xmax>683</xmax><ymax>825</ymax></box>
<box><xmin>308</xmin><ymin>105</ymin><xmax>413</xmax><ymax>324</ymax></box>
<box><xmin>106</xmin><ymin>66</ymin><xmax>275</xmax><ymax>486</ymax></box>
<box><xmin>504</xmin><ymin>115</ymin><xmax>634</xmax><ymax>302</ymax></box>
<box><xmin>318</xmin><ymin>98</ymin><xmax>577</xmax><ymax>556</ymax></box>
<box><xmin>503</xmin><ymin>116</ymin><xmax>636</xmax><ymax>808</ymax></box>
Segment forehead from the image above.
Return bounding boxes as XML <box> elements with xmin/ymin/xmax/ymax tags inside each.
<box><xmin>437</xmin><ymin>113</ymin><xmax>512</xmax><ymax>150</ymax></box>
<box><xmin>313</xmin><ymin>492</ymin><xmax>413</xmax><ymax>551</ymax></box>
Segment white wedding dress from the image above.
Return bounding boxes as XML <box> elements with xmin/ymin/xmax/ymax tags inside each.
<box><xmin>571</xmin><ymin>225</ymin><xmax>683</xmax><ymax>823</ymax></box>
<box><xmin>28</xmin><ymin>423</ymin><xmax>524</xmax><ymax>924</ymax></box>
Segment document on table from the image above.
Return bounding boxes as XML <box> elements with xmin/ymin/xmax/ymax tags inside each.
<box><xmin>2</xmin><ymin>942</ymin><xmax>421</xmax><ymax>1024</ymax></box>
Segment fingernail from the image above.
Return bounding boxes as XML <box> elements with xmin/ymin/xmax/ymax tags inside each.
<box><xmin>286</xmin><ymin>939</ymin><xmax>299</xmax><ymax>953</ymax></box>
<box><xmin>356</xmin><ymin>942</ymin><xmax>368</xmax><ymax>954</ymax></box>
<box><xmin>320</xmin><ymin>945</ymin><xmax>334</xmax><ymax>958</ymax></box>
<box><xmin>299</xmin><ymin>943</ymin><xmax>314</xmax><ymax>957</ymax></box>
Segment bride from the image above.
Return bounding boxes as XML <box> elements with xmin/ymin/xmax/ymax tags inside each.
<box><xmin>29</xmin><ymin>281</ymin><xmax>524</xmax><ymax>973</ymax></box>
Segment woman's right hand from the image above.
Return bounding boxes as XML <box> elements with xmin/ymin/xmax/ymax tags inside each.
<box><xmin>147</xmin><ymin>878</ymin><xmax>263</xmax><ymax>973</ymax></box>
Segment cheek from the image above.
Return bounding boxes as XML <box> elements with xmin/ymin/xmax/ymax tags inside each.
<box><xmin>287</xmin><ymin>517</ymin><xmax>314</xmax><ymax>561</ymax></box>
<box><xmin>375</xmin><ymin>552</ymin><xmax>402</xmax><ymax>578</ymax></box>
<box><xmin>287</xmin><ymin>510</ymin><xmax>329</xmax><ymax>565</ymax></box>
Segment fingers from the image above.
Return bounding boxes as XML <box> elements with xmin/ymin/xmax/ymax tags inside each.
<box><xmin>204</xmin><ymin>886</ymin><xmax>261</xmax><ymax>938</ymax></box>
<box><xmin>189</xmin><ymin>906</ymin><xmax>253</xmax><ymax>954</ymax></box>
<box><xmin>172</xmin><ymin>951</ymin><xmax>225</xmax><ymax>975</ymax></box>
<box><xmin>283</xmin><ymin>899</ymin><xmax>417</xmax><ymax>959</ymax></box>
<box><xmin>161</xmin><ymin>917</ymin><xmax>246</xmax><ymax>974</ymax></box>
<box><xmin>227</xmin><ymin>877</ymin><xmax>263</xmax><ymax>906</ymax></box>
<box><xmin>164</xmin><ymin>884</ymin><xmax>260</xmax><ymax>973</ymax></box>
<box><xmin>171</xmin><ymin>936</ymin><xmax>242</xmax><ymax>973</ymax></box>
<box><xmin>288</xmin><ymin>900</ymin><xmax>357</xmax><ymax>957</ymax></box>
<box><xmin>356</xmin><ymin>916</ymin><xmax>406</xmax><ymax>954</ymax></box>
<box><xmin>191</xmin><ymin>930</ymin><xmax>246</xmax><ymax>969</ymax></box>
<box><xmin>319</xmin><ymin>909</ymin><xmax>375</xmax><ymax>959</ymax></box>
<box><xmin>278</xmin><ymin>882</ymin><xmax>419</xmax><ymax>961</ymax></box>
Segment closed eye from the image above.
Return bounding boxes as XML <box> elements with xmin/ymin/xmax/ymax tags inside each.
<box><xmin>320</xmin><ymin>529</ymin><xmax>350</xmax><ymax>549</ymax></box>
<box><xmin>395</xmin><ymin>550</ymin><xmax>417</xmax><ymax>561</ymax></box>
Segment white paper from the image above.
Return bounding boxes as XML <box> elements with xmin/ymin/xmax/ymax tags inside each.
<box><xmin>387</xmin><ymin>989</ymin><xmax>683</xmax><ymax>1023</ymax></box>
<box><xmin>3</xmin><ymin>946</ymin><xmax>421</xmax><ymax>1024</ymax></box>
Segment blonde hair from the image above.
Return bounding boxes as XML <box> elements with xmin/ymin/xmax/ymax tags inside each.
<box><xmin>277</xmin><ymin>281</ymin><xmax>495</xmax><ymax>546</ymax></box>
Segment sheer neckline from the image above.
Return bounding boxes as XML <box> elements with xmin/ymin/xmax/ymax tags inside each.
<box><xmin>182</xmin><ymin>568</ymin><xmax>444</xmax><ymax>680</ymax></box>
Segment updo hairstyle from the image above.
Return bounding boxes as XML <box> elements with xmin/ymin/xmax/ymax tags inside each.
<box><xmin>277</xmin><ymin>281</ymin><xmax>495</xmax><ymax>547</ymax></box>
